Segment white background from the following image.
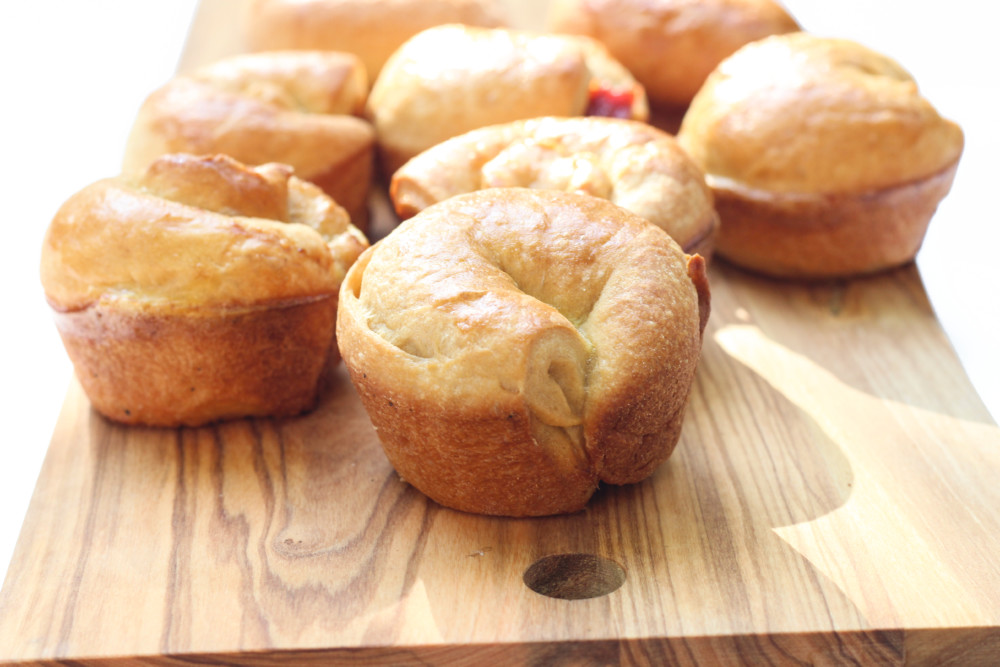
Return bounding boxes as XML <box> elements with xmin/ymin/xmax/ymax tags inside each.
<box><xmin>1</xmin><ymin>0</ymin><xmax>997</xmax><ymax>588</ymax></box>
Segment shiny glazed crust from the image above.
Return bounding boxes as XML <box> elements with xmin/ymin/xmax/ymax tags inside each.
<box><xmin>549</xmin><ymin>0</ymin><xmax>799</xmax><ymax>108</ymax></box>
<box><xmin>678</xmin><ymin>33</ymin><xmax>965</xmax><ymax>194</ymax></box>
<box><xmin>245</xmin><ymin>0</ymin><xmax>508</xmax><ymax>81</ymax></box>
<box><xmin>367</xmin><ymin>24</ymin><xmax>649</xmax><ymax>176</ymax></box>
<box><xmin>677</xmin><ymin>33</ymin><xmax>965</xmax><ymax>277</ymax></box>
<box><xmin>41</xmin><ymin>154</ymin><xmax>369</xmax><ymax>426</ymax></box>
<box><xmin>390</xmin><ymin>116</ymin><xmax>718</xmax><ymax>256</ymax></box>
<box><xmin>337</xmin><ymin>188</ymin><xmax>710</xmax><ymax>516</ymax></box>
<box><xmin>122</xmin><ymin>51</ymin><xmax>375</xmax><ymax>229</ymax></box>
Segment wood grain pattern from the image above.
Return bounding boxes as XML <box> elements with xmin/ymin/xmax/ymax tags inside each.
<box><xmin>3</xmin><ymin>1</ymin><xmax>1000</xmax><ymax>664</ymax></box>
<box><xmin>3</xmin><ymin>261</ymin><xmax>999</xmax><ymax>665</ymax></box>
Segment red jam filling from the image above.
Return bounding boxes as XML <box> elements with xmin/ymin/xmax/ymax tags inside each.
<box><xmin>585</xmin><ymin>84</ymin><xmax>635</xmax><ymax>119</ymax></box>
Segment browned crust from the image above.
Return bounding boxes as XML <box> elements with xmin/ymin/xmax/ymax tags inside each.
<box><xmin>336</xmin><ymin>189</ymin><xmax>708</xmax><ymax>516</ymax></box>
<box><xmin>122</xmin><ymin>53</ymin><xmax>375</xmax><ymax>229</ymax></box>
<box><xmin>336</xmin><ymin>258</ymin><xmax>599</xmax><ymax>517</ymax></box>
<box><xmin>305</xmin><ymin>142</ymin><xmax>374</xmax><ymax>233</ymax></box>
<box><xmin>549</xmin><ymin>0</ymin><xmax>799</xmax><ymax>108</ymax></box>
<box><xmin>588</xmin><ymin>253</ymin><xmax>709</xmax><ymax>484</ymax></box>
<box><xmin>710</xmin><ymin>159</ymin><xmax>961</xmax><ymax>279</ymax></box>
<box><xmin>389</xmin><ymin>116</ymin><xmax>718</xmax><ymax>254</ymax></box>
<box><xmin>41</xmin><ymin>156</ymin><xmax>364</xmax><ymax>312</ymax></box>
<box><xmin>366</xmin><ymin>26</ymin><xmax>647</xmax><ymax>179</ymax></box>
<box><xmin>677</xmin><ymin>33</ymin><xmax>965</xmax><ymax>197</ymax></box>
<box><xmin>54</xmin><ymin>296</ymin><xmax>338</xmax><ymax>428</ymax></box>
<box><xmin>340</xmin><ymin>356</ymin><xmax>599</xmax><ymax>517</ymax></box>
<box><xmin>124</xmin><ymin>85</ymin><xmax>375</xmax><ymax>227</ymax></box>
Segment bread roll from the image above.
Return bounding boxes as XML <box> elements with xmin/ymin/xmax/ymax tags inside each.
<box><xmin>676</xmin><ymin>33</ymin><xmax>964</xmax><ymax>278</ymax></box>
<box><xmin>245</xmin><ymin>0</ymin><xmax>508</xmax><ymax>81</ymax></box>
<box><xmin>550</xmin><ymin>0</ymin><xmax>799</xmax><ymax>111</ymax></box>
<box><xmin>41</xmin><ymin>154</ymin><xmax>368</xmax><ymax>427</ymax></box>
<box><xmin>390</xmin><ymin>116</ymin><xmax>718</xmax><ymax>257</ymax></box>
<box><xmin>123</xmin><ymin>51</ymin><xmax>375</xmax><ymax>230</ymax></box>
<box><xmin>337</xmin><ymin>188</ymin><xmax>709</xmax><ymax>516</ymax></box>
<box><xmin>367</xmin><ymin>24</ymin><xmax>649</xmax><ymax>176</ymax></box>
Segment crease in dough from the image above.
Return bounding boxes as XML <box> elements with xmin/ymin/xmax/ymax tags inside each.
<box><xmin>337</xmin><ymin>188</ymin><xmax>707</xmax><ymax>515</ymax></box>
<box><xmin>357</xmin><ymin>200</ymin><xmax>595</xmax><ymax>466</ymax></box>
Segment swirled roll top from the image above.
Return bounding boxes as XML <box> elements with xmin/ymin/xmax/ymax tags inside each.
<box><xmin>40</xmin><ymin>153</ymin><xmax>368</xmax><ymax>427</ymax></box>
<box><xmin>337</xmin><ymin>188</ymin><xmax>709</xmax><ymax>516</ymax></box>
<box><xmin>675</xmin><ymin>32</ymin><xmax>964</xmax><ymax>278</ymax></box>
<box><xmin>678</xmin><ymin>32</ymin><xmax>965</xmax><ymax>195</ymax></box>
<box><xmin>42</xmin><ymin>153</ymin><xmax>368</xmax><ymax>313</ymax></box>
<box><xmin>366</xmin><ymin>24</ymin><xmax>649</xmax><ymax>176</ymax></box>
<box><xmin>189</xmin><ymin>50</ymin><xmax>368</xmax><ymax>116</ymax></box>
<box><xmin>390</xmin><ymin>116</ymin><xmax>717</xmax><ymax>256</ymax></box>
<box><xmin>122</xmin><ymin>51</ymin><xmax>375</xmax><ymax>226</ymax></box>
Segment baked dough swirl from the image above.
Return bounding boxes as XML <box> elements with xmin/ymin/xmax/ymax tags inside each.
<box><xmin>41</xmin><ymin>153</ymin><xmax>368</xmax><ymax>427</ymax></box>
<box><xmin>123</xmin><ymin>51</ymin><xmax>375</xmax><ymax>229</ymax></box>
<box><xmin>677</xmin><ymin>33</ymin><xmax>964</xmax><ymax>278</ymax></box>
<box><xmin>337</xmin><ymin>188</ymin><xmax>709</xmax><ymax>516</ymax></box>
<box><xmin>390</xmin><ymin>116</ymin><xmax>718</xmax><ymax>257</ymax></box>
<box><xmin>366</xmin><ymin>24</ymin><xmax>649</xmax><ymax>176</ymax></box>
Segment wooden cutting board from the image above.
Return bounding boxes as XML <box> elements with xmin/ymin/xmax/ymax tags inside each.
<box><xmin>3</xmin><ymin>1</ymin><xmax>1000</xmax><ymax>665</ymax></box>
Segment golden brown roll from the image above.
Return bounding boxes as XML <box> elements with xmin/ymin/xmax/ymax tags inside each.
<box><xmin>41</xmin><ymin>153</ymin><xmax>369</xmax><ymax>427</ymax></box>
<box><xmin>367</xmin><ymin>24</ymin><xmax>649</xmax><ymax>176</ymax></box>
<box><xmin>337</xmin><ymin>188</ymin><xmax>709</xmax><ymax>516</ymax></box>
<box><xmin>549</xmin><ymin>0</ymin><xmax>799</xmax><ymax>113</ymax></box>
<box><xmin>122</xmin><ymin>51</ymin><xmax>375</xmax><ymax>230</ymax></box>
<box><xmin>676</xmin><ymin>33</ymin><xmax>964</xmax><ymax>278</ymax></box>
<box><xmin>244</xmin><ymin>0</ymin><xmax>509</xmax><ymax>82</ymax></box>
<box><xmin>390</xmin><ymin>116</ymin><xmax>718</xmax><ymax>257</ymax></box>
